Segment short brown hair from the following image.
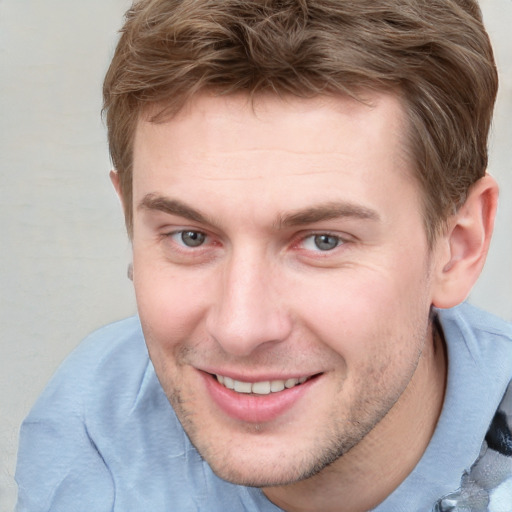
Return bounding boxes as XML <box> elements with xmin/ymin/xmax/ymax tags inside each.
<box><xmin>103</xmin><ymin>0</ymin><xmax>498</xmax><ymax>243</ymax></box>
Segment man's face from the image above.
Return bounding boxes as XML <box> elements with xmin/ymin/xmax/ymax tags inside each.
<box><xmin>130</xmin><ymin>92</ymin><xmax>437</xmax><ymax>486</ymax></box>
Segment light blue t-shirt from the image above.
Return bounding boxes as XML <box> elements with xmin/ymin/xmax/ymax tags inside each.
<box><xmin>15</xmin><ymin>303</ymin><xmax>512</xmax><ymax>511</ymax></box>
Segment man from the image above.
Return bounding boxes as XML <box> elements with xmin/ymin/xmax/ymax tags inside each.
<box><xmin>15</xmin><ymin>0</ymin><xmax>512</xmax><ymax>511</ymax></box>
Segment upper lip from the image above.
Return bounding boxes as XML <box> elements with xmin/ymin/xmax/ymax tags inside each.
<box><xmin>197</xmin><ymin>367</ymin><xmax>320</xmax><ymax>383</ymax></box>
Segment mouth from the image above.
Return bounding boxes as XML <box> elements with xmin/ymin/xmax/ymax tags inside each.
<box><xmin>214</xmin><ymin>374</ymin><xmax>312</xmax><ymax>395</ymax></box>
<box><xmin>201</xmin><ymin>370</ymin><xmax>323</xmax><ymax>423</ymax></box>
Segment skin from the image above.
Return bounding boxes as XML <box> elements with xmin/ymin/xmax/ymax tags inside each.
<box><xmin>114</xmin><ymin>91</ymin><xmax>496</xmax><ymax>511</ymax></box>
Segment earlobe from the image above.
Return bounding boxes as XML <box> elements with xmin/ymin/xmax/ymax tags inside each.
<box><xmin>432</xmin><ymin>174</ymin><xmax>499</xmax><ymax>309</ymax></box>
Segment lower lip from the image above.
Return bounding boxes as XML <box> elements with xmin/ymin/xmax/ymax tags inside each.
<box><xmin>201</xmin><ymin>372</ymin><xmax>318</xmax><ymax>423</ymax></box>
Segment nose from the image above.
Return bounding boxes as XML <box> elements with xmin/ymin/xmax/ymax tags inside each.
<box><xmin>205</xmin><ymin>248</ymin><xmax>292</xmax><ymax>357</ymax></box>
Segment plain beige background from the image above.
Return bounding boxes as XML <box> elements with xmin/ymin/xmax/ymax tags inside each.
<box><xmin>0</xmin><ymin>1</ymin><xmax>510</xmax><ymax>509</ymax></box>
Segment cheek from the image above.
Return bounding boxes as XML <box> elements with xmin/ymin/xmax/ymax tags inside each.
<box><xmin>132</xmin><ymin>256</ymin><xmax>212</xmax><ymax>353</ymax></box>
<box><xmin>295</xmin><ymin>259</ymin><xmax>431</xmax><ymax>364</ymax></box>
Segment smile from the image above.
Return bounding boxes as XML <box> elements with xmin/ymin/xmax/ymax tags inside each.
<box><xmin>215</xmin><ymin>374</ymin><xmax>310</xmax><ymax>395</ymax></box>
<box><xmin>204</xmin><ymin>371</ymin><xmax>322</xmax><ymax>422</ymax></box>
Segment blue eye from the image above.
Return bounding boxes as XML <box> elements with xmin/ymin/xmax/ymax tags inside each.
<box><xmin>303</xmin><ymin>234</ymin><xmax>342</xmax><ymax>251</ymax></box>
<box><xmin>174</xmin><ymin>230</ymin><xmax>206</xmax><ymax>247</ymax></box>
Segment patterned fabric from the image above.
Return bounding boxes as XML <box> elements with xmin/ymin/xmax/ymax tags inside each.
<box><xmin>434</xmin><ymin>381</ymin><xmax>512</xmax><ymax>512</ymax></box>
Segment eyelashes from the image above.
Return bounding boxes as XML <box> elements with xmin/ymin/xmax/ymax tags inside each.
<box><xmin>300</xmin><ymin>233</ymin><xmax>344</xmax><ymax>252</ymax></box>
<box><xmin>163</xmin><ymin>229</ymin><xmax>349</xmax><ymax>258</ymax></box>
<box><xmin>170</xmin><ymin>230</ymin><xmax>207</xmax><ymax>248</ymax></box>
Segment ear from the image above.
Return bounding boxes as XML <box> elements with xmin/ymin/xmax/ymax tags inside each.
<box><xmin>110</xmin><ymin>169</ymin><xmax>124</xmax><ymax>208</ymax></box>
<box><xmin>431</xmin><ymin>174</ymin><xmax>499</xmax><ymax>309</ymax></box>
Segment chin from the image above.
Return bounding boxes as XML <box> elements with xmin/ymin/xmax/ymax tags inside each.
<box><xmin>185</xmin><ymin>421</ymin><xmax>357</xmax><ymax>489</ymax></box>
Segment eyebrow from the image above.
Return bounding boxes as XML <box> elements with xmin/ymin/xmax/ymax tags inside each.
<box><xmin>277</xmin><ymin>201</ymin><xmax>380</xmax><ymax>227</ymax></box>
<box><xmin>139</xmin><ymin>194</ymin><xmax>213</xmax><ymax>225</ymax></box>
<box><xmin>139</xmin><ymin>194</ymin><xmax>380</xmax><ymax>229</ymax></box>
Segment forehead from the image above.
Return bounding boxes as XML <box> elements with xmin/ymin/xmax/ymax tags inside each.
<box><xmin>132</xmin><ymin>92</ymin><xmax>418</xmax><ymax>222</ymax></box>
<box><xmin>137</xmin><ymin>91</ymin><xmax>408</xmax><ymax>158</ymax></box>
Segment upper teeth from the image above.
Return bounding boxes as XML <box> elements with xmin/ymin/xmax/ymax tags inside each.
<box><xmin>216</xmin><ymin>375</ymin><xmax>308</xmax><ymax>395</ymax></box>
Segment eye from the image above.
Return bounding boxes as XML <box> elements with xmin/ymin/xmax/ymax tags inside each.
<box><xmin>172</xmin><ymin>230</ymin><xmax>207</xmax><ymax>248</ymax></box>
<box><xmin>302</xmin><ymin>234</ymin><xmax>342</xmax><ymax>251</ymax></box>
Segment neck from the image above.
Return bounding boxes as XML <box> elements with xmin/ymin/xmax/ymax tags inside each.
<box><xmin>263</xmin><ymin>323</ymin><xmax>447</xmax><ymax>512</ymax></box>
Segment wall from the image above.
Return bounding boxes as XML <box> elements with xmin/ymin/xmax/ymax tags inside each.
<box><xmin>0</xmin><ymin>1</ymin><xmax>510</xmax><ymax>509</ymax></box>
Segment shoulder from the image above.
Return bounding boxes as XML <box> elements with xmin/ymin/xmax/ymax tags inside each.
<box><xmin>16</xmin><ymin>318</ymin><xmax>149</xmax><ymax>511</ymax></box>
<box><xmin>27</xmin><ymin>316</ymin><xmax>149</xmax><ymax>421</ymax></box>
<box><xmin>66</xmin><ymin>315</ymin><xmax>147</xmax><ymax>373</ymax></box>
<box><xmin>437</xmin><ymin>302</ymin><xmax>512</xmax><ymax>338</ymax></box>
<box><xmin>437</xmin><ymin>302</ymin><xmax>512</xmax><ymax>364</ymax></box>
<box><xmin>437</xmin><ymin>302</ymin><xmax>512</xmax><ymax>408</ymax></box>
